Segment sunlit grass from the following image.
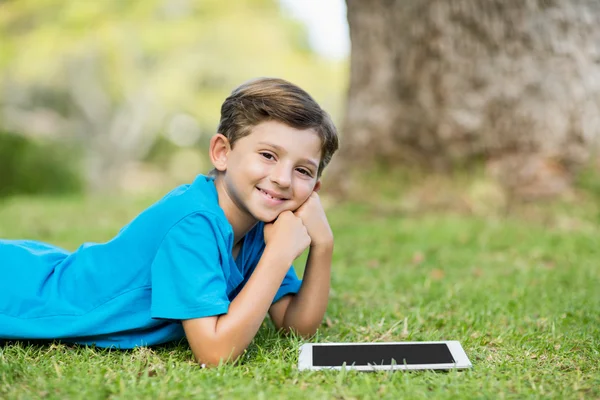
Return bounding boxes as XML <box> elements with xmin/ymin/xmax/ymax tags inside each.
<box><xmin>1</xmin><ymin>190</ymin><xmax>599</xmax><ymax>399</ymax></box>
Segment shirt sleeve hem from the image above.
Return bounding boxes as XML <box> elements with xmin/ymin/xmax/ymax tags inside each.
<box><xmin>272</xmin><ymin>280</ymin><xmax>302</xmax><ymax>304</ymax></box>
<box><xmin>151</xmin><ymin>302</ymin><xmax>230</xmax><ymax>320</ymax></box>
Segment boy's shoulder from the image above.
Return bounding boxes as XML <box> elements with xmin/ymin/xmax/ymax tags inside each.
<box><xmin>109</xmin><ymin>174</ymin><xmax>230</xmax><ymax>253</ymax></box>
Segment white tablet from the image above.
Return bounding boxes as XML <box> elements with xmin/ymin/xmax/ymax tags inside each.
<box><xmin>298</xmin><ymin>341</ymin><xmax>472</xmax><ymax>371</ymax></box>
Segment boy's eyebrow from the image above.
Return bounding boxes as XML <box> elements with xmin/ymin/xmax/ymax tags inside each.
<box><xmin>258</xmin><ymin>142</ymin><xmax>319</xmax><ymax>169</ymax></box>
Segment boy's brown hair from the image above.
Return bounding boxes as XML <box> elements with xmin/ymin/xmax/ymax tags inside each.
<box><xmin>217</xmin><ymin>77</ymin><xmax>339</xmax><ymax>177</ymax></box>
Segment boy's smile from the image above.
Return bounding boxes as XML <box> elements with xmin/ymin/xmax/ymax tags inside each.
<box><xmin>212</xmin><ymin>120</ymin><xmax>322</xmax><ymax>235</ymax></box>
<box><xmin>256</xmin><ymin>187</ymin><xmax>288</xmax><ymax>204</ymax></box>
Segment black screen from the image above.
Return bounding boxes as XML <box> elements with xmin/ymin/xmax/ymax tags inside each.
<box><xmin>312</xmin><ymin>343</ymin><xmax>455</xmax><ymax>366</ymax></box>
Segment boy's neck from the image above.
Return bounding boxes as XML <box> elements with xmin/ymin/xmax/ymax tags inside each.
<box><xmin>213</xmin><ymin>176</ymin><xmax>257</xmax><ymax>245</ymax></box>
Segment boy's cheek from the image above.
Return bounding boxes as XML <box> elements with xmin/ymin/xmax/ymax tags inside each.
<box><xmin>297</xmin><ymin>194</ymin><xmax>313</xmax><ymax>209</ymax></box>
<box><xmin>289</xmin><ymin>196</ymin><xmax>311</xmax><ymax>213</ymax></box>
<box><xmin>287</xmin><ymin>203</ymin><xmax>303</xmax><ymax>213</ymax></box>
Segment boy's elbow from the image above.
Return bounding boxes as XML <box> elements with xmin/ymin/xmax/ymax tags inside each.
<box><xmin>280</xmin><ymin>321</ymin><xmax>319</xmax><ymax>339</ymax></box>
<box><xmin>186</xmin><ymin>333</ymin><xmax>242</xmax><ymax>367</ymax></box>
<box><xmin>195</xmin><ymin>355</ymin><xmax>235</xmax><ymax>368</ymax></box>
<box><xmin>182</xmin><ymin>317</ymin><xmax>243</xmax><ymax>368</ymax></box>
<box><xmin>295</xmin><ymin>327</ymin><xmax>319</xmax><ymax>339</ymax></box>
<box><xmin>191</xmin><ymin>346</ymin><xmax>240</xmax><ymax>368</ymax></box>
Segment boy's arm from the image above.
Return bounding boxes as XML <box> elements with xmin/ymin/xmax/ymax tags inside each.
<box><xmin>269</xmin><ymin>191</ymin><xmax>333</xmax><ymax>337</ymax></box>
<box><xmin>182</xmin><ymin>211</ymin><xmax>309</xmax><ymax>367</ymax></box>
<box><xmin>269</xmin><ymin>242</ymin><xmax>332</xmax><ymax>336</ymax></box>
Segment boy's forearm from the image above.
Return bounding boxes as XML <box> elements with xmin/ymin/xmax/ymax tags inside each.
<box><xmin>183</xmin><ymin>247</ymin><xmax>293</xmax><ymax>366</ymax></box>
<box><xmin>281</xmin><ymin>243</ymin><xmax>333</xmax><ymax>336</ymax></box>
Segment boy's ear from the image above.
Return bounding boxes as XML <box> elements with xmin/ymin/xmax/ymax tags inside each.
<box><xmin>313</xmin><ymin>180</ymin><xmax>321</xmax><ymax>193</ymax></box>
<box><xmin>209</xmin><ymin>134</ymin><xmax>231</xmax><ymax>172</ymax></box>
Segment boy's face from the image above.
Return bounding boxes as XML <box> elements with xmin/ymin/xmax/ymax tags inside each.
<box><xmin>217</xmin><ymin>120</ymin><xmax>322</xmax><ymax>223</ymax></box>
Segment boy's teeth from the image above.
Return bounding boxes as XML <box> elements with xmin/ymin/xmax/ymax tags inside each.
<box><xmin>260</xmin><ymin>188</ymin><xmax>275</xmax><ymax>199</ymax></box>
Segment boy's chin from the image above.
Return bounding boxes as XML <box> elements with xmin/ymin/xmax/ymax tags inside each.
<box><xmin>254</xmin><ymin>208</ymin><xmax>294</xmax><ymax>224</ymax></box>
<box><xmin>249</xmin><ymin>210</ymin><xmax>277</xmax><ymax>224</ymax></box>
<box><xmin>259</xmin><ymin>213</ymin><xmax>281</xmax><ymax>224</ymax></box>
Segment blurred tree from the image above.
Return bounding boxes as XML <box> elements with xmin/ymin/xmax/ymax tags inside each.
<box><xmin>336</xmin><ymin>0</ymin><xmax>600</xmax><ymax>199</ymax></box>
<box><xmin>0</xmin><ymin>0</ymin><xmax>346</xmax><ymax>192</ymax></box>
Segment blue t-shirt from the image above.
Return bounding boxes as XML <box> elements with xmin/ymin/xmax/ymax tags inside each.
<box><xmin>0</xmin><ymin>175</ymin><xmax>302</xmax><ymax>348</ymax></box>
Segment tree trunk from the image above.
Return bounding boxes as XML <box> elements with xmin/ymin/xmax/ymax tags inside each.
<box><xmin>336</xmin><ymin>0</ymin><xmax>600</xmax><ymax>198</ymax></box>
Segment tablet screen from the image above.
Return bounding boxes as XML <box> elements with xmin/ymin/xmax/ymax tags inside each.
<box><xmin>312</xmin><ymin>343</ymin><xmax>455</xmax><ymax>366</ymax></box>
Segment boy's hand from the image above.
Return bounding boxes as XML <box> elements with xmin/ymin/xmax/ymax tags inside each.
<box><xmin>293</xmin><ymin>192</ymin><xmax>333</xmax><ymax>249</ymax></box>
<box><xmin>264</xmin><ymin>211</ymin><xmax>311</xmax><ymax>262</ymax></box>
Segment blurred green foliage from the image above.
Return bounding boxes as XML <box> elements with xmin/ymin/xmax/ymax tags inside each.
<box><xmin>0</xmin><ymin>0</ymin><xmax>347</xmax><ymax>193</ymax></box>
<box><xmin>0</xmin><ymin>132</ymin><xmax>82</xmax><ymax>197</ymax></box>
<box><xmin>0</xmin><ymin>0</ymin><xmax>347</xmax><ymax>130</ymax></box>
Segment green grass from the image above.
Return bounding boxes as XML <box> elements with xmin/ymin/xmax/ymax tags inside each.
<box><xmin>1</xmin><ymin>193</ymin><xmax>599</xmax><ymax>399</ymax></box>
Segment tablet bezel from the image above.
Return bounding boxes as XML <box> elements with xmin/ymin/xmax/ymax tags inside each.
<box><xmin>298</xmin><ymin>341</ymin><xmax>472</xmax><ymax>371</ymax></box>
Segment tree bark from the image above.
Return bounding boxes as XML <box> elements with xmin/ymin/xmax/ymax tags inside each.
<box><xmin>336</xmin><ymin>0</ymin><xmax>600</xmax><ymax>198</ymax></box>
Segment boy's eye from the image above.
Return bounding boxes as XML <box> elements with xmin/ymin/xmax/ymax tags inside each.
<box><xmin>260</xmin><ymin>152</ymin><xmax>275</xmax><ymax>160</ymax></box>
<box><xmin>296</xmin><ymin>168</ymin><xmax>313</xmax><ymax>177</ymax></box>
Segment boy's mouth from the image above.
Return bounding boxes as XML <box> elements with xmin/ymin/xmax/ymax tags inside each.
<box><xmin>257</xmin><ymin>187</ymin><xmax>288</xmax><ymax>201</ymax></box>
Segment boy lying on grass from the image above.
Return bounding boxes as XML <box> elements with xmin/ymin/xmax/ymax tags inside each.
<box><xmin>0</xmin><ymin>77</ymin><xmax>339</xmax><ymax>367</ymax></box>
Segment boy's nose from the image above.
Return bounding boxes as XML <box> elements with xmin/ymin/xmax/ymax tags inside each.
<box><xmin>270</xmin><ymin>165</ymin><xmax>292</xmax><ymax>188</ymax></box>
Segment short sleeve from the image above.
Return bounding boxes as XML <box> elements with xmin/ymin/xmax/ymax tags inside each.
<box><xmin>150</xmin><ymin>213</ymin><xmax>230</xmax><ymax>320</ymax></box>
<box><xmin>272</xmin><ymin>265</ymin><xmax>302</xmax><ymax>303</ymax></box>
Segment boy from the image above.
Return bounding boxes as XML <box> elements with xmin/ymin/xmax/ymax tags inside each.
<box><xmin>0</xmin><ymin>77</ymin><xmax>339</xmax><ymax>367</ymax></box>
